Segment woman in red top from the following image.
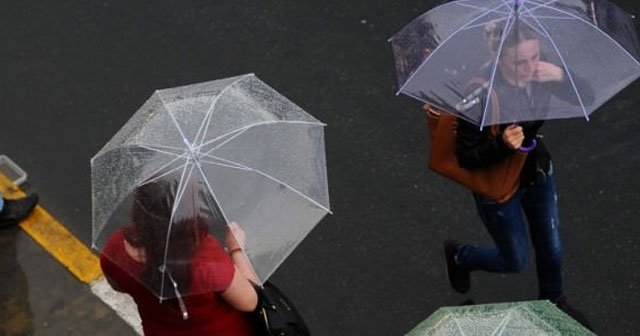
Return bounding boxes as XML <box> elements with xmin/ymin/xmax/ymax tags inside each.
<box><xmin>99</xmin><ymin>180</ymin><xmax>259</xmax><ymax>335</ymax></box>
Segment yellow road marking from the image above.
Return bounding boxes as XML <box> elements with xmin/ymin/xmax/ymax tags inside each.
<box><xmin>0</xmin><ymin>173</ymin><xmax>102</xmax><ymax>283</ymax></box>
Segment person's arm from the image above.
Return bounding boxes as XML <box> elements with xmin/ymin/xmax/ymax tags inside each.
<box><xmin>220</xmin><ymin>221</ymin><xmax>259</xmax><ymax>312</ymax></box>
<box><xmin>225</xmin><ymin>222</ymin><xmax>260</xmax><ymax>283</ymax></box>
<box><xmin>535</xmin><ymin>61</ymin><xmax>595</xmax><ymax>105</ymax></box>
<box><xmin>220</xmin><ymin>266</ymin><xmax>259</xmax><ymax>312</ymax></box>
<box><xmin>228</xmin><ymin>247</ymin><xmax>260</xmax><ymax>285</ymax></box>
<box><xmin>455</xmin><ymin>118</ymin><xmax>516</xmax><ymax>169</ymax></box>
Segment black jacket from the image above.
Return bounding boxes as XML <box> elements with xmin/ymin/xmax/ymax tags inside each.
<box><xmin>455</xmin><ymin>67</ymin><xmax>593</xmax><ymax>186</ymax></box>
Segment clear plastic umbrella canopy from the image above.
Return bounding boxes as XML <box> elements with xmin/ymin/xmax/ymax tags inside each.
<box><xmin>405</xmin><ymin>301</ymin><xmax>595</xmax><ymax>336</ymax></box>
<box><xmin>92</xmin><ymin>74</ymin><xmax>330</xmax><ymax>299</ymax></box>
<box><xmin>390</xmin><ymin>0</ymin><xmax>640</xmax><ymax>128</ymax></box>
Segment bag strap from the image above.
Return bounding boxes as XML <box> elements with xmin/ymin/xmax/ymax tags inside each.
<box><xmin>422</xmin><ymin>103</ymin><xmax>441</xmax><ymax>117</ymax></box>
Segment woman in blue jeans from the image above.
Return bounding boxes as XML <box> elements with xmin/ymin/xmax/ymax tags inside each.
<box><xmin>446</xmin><ymin>164</ymin><xmax>562</xmax><ymax>299</ymax></box>
<box><xmin>444</xmin><ymin>22</ymin><xmax>593</xmax><ymax>327</ymax></box>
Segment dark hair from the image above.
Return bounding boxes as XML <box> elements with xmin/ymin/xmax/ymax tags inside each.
<box><xmin>484</xmin><ymin>21</ymin><xmax>539</xmax><ymax>56</ymax></box>
<box><xmin>123</xmin><ymin>179</ymin><xmax>209</xmax><ymax>296</ymax></box>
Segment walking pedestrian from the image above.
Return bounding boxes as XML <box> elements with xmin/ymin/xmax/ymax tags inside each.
<box><xmin>100</xmin><ymin>180</ymin><xmax>259</xmax><ymax>335</ymax></box>
<box><xmin>443</xmin><ymin>22</ymin><xmax>592</xmax><ymax>328</ymax></box>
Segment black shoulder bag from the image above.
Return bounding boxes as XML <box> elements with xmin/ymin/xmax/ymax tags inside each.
<box><xmin>253</xmin><ymin>281</ymin><xmax>310</xmax><ymax>336</ymax></box>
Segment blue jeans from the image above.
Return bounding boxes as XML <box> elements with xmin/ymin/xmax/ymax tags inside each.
<box><xmin>0</xmin><ymin>191</ymin><xmax>3</xmax><ymax>212</ymax></box>
<box><xmin>456</xmin><ymin>166</ymin><xmax>563</xmax><ymax>301</ymax></box>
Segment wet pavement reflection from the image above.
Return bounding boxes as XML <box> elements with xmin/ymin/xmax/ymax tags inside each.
<box><xmin>0</xmin><ymin>229</ymin><xmax>33</xmax><ymax>336</ymax></box>
<box><xmin>0</xmin><ymin>227</ymin><xmax>135</xmax><ymax>335</ymax></box>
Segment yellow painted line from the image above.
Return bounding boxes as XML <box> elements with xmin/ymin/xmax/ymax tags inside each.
<box><xmin>0</xmin><ymin>173</ymin><xmax>102</xmax><ymax>283</ymax></box>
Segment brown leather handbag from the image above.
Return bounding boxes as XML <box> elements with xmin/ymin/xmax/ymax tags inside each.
<box><xmin>425</xmin><ymin>83</ymin><xmax>527</xmax><ymax>203</ymax></box>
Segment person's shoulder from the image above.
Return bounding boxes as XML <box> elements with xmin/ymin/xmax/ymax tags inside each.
<box><xmin>190</xmin><ymin>235</ymin><xmax>235</xmax><ymax>292</ymax></box>
<box><xmin>101</xmin><ymin>228</ymin><xmax>126</xmax><ymax>253</ymax></box>
<box><xmin>99</xmin><ymin>229</ymin><xmax>127</xmax><ymax>275</ymax></box>
<box><xmin>192</xmin><ymin>235</ymin><xmax>228</xmax><ymax>262</ymax></box>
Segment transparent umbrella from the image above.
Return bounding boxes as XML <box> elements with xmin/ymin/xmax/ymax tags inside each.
<box><xmin>91</xmin><ymin>74</ymin><xmax>330</xmax><ymax>302</ymax></box>
<box><xmin>390</xmin><ymin>0</ymin><xmax>640</xmax><ymax>128</ymax></box>
<box><xmin>405</xmin><ymin>300</ymin><xmax>595</xmax><ymax>336</ymax></box>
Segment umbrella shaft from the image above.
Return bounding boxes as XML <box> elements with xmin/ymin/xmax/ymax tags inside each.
<box><xmin>514</xmin><ymin>0</ymin><xmax>523</xmax><ymax>11</ymax></box>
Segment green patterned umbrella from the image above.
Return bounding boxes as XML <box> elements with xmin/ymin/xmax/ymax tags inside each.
<box><xmin>406</xmin><ymin>301</ymin><xmax>595</xmax><ymax>336</ymax></box>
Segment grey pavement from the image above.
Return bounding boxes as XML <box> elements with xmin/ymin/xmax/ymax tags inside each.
<box><xmin>1</xmin><ymin>1</ymin><xmax>640</xmax><ymax>335</ymax></box>
<box><xmin>0</xmin><ymin>226</ymin><xmax>135</xmax><ymax>335</ymax></box>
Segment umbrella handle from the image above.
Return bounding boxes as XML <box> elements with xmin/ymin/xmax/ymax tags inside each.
<box><xmin>518</xmin><ymin>139</ymin><xmax>537</xmax><ymax>153</ymax></box>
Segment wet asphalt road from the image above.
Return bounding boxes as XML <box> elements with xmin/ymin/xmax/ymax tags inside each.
<box><xmin>1</xmin><ymin>1</ymin><xmax>640</xmax><ymax>335</ymax></box>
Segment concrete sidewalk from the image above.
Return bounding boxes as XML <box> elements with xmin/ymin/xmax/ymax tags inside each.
<box><xmin>0</xmin><ymin>175</ymin><xmax>139</xmax><ymax>335</ymax></box>
<box><xmin>0</xmin><ymin>225</ymin><xmax>136</xmax><ymax>335</ymax></box>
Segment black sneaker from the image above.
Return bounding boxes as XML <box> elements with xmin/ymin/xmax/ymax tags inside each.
<box><xmin>555</xmin><ymin>296</ymin><xmax>594</xmax><ymax>332</ymax></box>
<box><xmin>0</xmin><ymin>194</ymin><xmax>38</xmax><ymax>229</ymax></box>
<box><xmin>444</xmin><ymin>240</ymin><xmax>470</xmax><ymax>293</ymax></box>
